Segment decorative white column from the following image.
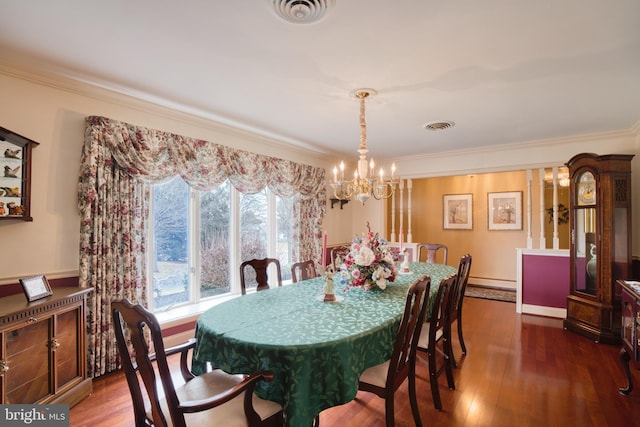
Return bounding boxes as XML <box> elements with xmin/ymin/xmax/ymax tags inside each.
<box><xmin>526</xmin><ymin>169</ymin><xmax>533</xmax><ymax>249</ymax></box>
<box><xmin>552</xmin><ymin>166</ymin><xmax>559</xmax><ymax>250</ymax></box>
<box><xmin>390</xmin><ymin>187</ymin><xmax>396</xmax><ymax>242</ymax></box>
<box><xmin>406</xmin><ymin>178</ymin><xmax>413</xmax><ymax>243</ymax></box>
<box><xmin>539</xmin><ymin>168</ymin><xmax>546</xmax><ymax>249</ymax></box>
<box><xmin>399</xmin><ymin>179</ymin><xmax>404</xmax><ymax>243</ymax></box>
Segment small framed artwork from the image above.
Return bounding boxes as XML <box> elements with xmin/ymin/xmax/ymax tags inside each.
<box><xmin>19</xmin><ymin>274</ymin><xmax>53</xmax><ymax>302</ymax></box>
<box><xmin>488</xmin><ymin>191</ymin><xmax>522</xmax><ymax>230</ymax></box>
<box><xmin>443</xmin><ymin>194</ymin><xmax>473</xmax><ymax>230</ymax></box>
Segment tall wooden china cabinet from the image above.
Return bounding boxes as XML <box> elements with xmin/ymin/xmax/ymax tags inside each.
<box><xmin>563</xmin><ymin>153</ymin><xmax>634</xmax><ymax>344</ymax></box>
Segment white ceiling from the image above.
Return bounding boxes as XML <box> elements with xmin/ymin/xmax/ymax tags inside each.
<box><xmin>1</xmin><ymin>0</ymin><xmax>639</xmax><ymax>161</ymax></box>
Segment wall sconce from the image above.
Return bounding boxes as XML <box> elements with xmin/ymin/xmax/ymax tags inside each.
<box><xmin>330</xmin><ymin>198</ymin><xmax>349</xmax><ymax>209</ymax></box>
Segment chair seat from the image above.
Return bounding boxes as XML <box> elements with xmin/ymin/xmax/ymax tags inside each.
<box><xmin>358</xmin><ymin>360</ymin><xmax>391</xmax><ymax>388</ymax></box>
<box><xmin>152</xmin><ymin>369</ymin><xmax>283</xmax><ymax>427</ymax></box>
<box><xmin>417</xmin><ymin>325</ymin><xmax>442</xmax><ymax>349</ymax></box>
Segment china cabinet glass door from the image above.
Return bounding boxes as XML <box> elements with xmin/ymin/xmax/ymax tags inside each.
<box><xmin>573</xmin><ymin>170</ymin><xmax>597</xmax><ymax>296</ymax></box>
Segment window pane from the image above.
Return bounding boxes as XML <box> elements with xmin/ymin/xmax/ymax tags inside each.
<box><xmin>152</xmin><ymin>176</ymin><xmax>190</xmax><ymax>309</ymax></box>
<box><xmin>200</xmin><ymin>181</ymin><xmax>231</xmax><ymax>297</ymax></box>
<box><xmin>277</xmin><ymin>195</ymin><xmax>295</xmax><ymax>281</ymax></box>
<box><xmin>240</xmin><ymin>189</ymin><xmax>268</xmax><ymax>291</ymax></box>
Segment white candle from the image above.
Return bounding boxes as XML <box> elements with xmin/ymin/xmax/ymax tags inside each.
<box><xmin>399</xmin><ymin>227</ymin><xmax>403</xmax><ymax>251</ymax></box>
<box><xmin>322</xmin><ymin>231</ymin><xmax>327</xmax><ymax>268</ymax></box>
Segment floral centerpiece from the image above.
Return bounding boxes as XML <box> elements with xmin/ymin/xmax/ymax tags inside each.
<box><xmin>339</xmin><ymin>222</ymin><xmax>397</xmax><ymax>291</ymax></box>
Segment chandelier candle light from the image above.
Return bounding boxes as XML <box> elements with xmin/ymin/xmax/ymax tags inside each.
<box><xmin>331</xmin><ymin>89</ymin><xmax>399</xmax><ymax>204</ymax></box>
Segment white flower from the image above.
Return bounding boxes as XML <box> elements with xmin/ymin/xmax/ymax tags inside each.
<box><xmin>371</xmin><ymin>266</ymin><xmax>390</xmax><ymax>290</ymax></box>
<box><xmin>353</xmin><ymin>246</ymin><xmax>375</xmax><ymax>267</ymax></box>
<box><xmin>371</xmin><ymin>265</ymin><xmax>391</xmax><ymax>290</ymax></box>
<box><xmin>383</xmin><ymin>252</ymin><xmax>395</xmax><ymax>264</ymax></box>
<box><xmin>372</xmin><ymin>265</ymin><xmax>391</xmax><ymax>280</ymax></box>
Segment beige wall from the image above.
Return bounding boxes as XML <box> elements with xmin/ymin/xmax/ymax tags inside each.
<box><xmin>0</xmin><ymin>68</ymin><xmax>340</xmax><ymax>283</ymax></box>
<box><xmin>386</xmin><ymin>172</ymin><xmax>529</xmax><ymax>289</ymax></box>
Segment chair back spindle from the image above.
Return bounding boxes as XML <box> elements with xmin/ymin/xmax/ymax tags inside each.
<box><xmin>417</xmin><ymin>243</ymin><xmax>448</xmax><ymax>265</ymax></box>
<box><xmin>330</xmin><ymin>245</ymin><xmax>350</xmax><ymax>271</ymax></box>
<box><xmin>291</xmin><ymin>260</ymin><xmax>318</xmax><ymax>283</ymax></box>
<box><xmin>240</xmin><ymin>258</ymin><xmax>282</xmax><ymax>295</ymax></box>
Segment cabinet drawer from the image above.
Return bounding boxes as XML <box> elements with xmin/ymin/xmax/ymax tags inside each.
<box><xmin>5</xmin><ymin>319</ymin><xmax>52</xmax><ymax>403</ymax></box>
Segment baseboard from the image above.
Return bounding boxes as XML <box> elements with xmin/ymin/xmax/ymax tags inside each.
<box><xmin>467</xmin><ymin>282</ymin><xmax>516</xmax><ymax>292</ymax></box>
<box><xmin>521</xmin><ymin>304</ymin><xmax>566</xmax><ymax>319</ymax></box>
<box><xmin>469</xmin><ymin>277</ymin><xmax>516</xmax><ymax>291</ymax></box>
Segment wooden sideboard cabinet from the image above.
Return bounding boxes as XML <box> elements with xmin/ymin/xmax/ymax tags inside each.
<box><xmin>0</xmin><ymin>287</ymin><xmax>92</xmax><ymax>406</ymax></box>
<box><xmin>619</xmin><ymin>280</ymin><xmax>640</xmax><ymax>394</ymax></box>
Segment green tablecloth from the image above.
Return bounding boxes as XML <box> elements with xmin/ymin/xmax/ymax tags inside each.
<box><xmin>192</xmin><ymin>262</ymin><xmax>456</xmax><ymax>427</ymax></box>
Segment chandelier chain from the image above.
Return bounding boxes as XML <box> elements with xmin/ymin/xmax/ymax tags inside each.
<box><xmin>359</xmin><ymin>92</ymin><xmax>367</xmax><ymax>151</ymax></box>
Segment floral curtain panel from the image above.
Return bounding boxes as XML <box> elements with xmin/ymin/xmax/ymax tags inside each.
<box><xmin>79</xmin><ymin>115</ymin><xmax>326</xmax><ymax>377</ymax></box>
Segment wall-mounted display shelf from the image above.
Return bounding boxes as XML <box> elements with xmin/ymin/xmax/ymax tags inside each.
<box><xmin>0</xmin><ymin>126</ymin><xmax>39</xmax><ymax>221</ymax></box>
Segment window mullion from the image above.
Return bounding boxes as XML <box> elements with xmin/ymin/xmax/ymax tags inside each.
<box><xmin>191</xmin><ymin>189</ymin><xmax>200</xmax><ymax>304</ymax></box>
<box><xmin>230</xmin><ymin>187</ymin><xmax>241</xmax><ymax>293</ymax></box>
<box><xmin>268</xmin><ymin>190</ymin><xmax>277</xmax><ymax>258</ymax></box>
<box><xmin>147</xmin><ymin>184</ymin><xmax>156</xmax><ymax>311</ymax></box>
<box><xmin>268</xmin><ymin>190</ymin><xmax>278</xmax><ymax>287</ymax></box>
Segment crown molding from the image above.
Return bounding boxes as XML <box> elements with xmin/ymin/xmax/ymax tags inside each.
<box><xmin>394</xmin><ymin>127</ymin><xmax>637</xmax><ymax>165</ymax></box>
<box><xmin>0</xmin><ymin>62</ymin><xmax>337</xmax><ymax>165</ymax></box>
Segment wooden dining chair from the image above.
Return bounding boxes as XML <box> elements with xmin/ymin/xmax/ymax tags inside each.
<box><xmin>291</xmin><ymin>260</ymin><xmax>318</xmax><ymax>283</ymax></box>
<box><xmin>111</xmin><ymin>299</ymin><xmax>284</xmax><ymax>427</ymax></box>
<box><xmin>357</xmin><ymin>275</ymin><xmax>431</xmax><ymax>427</ymax></box>
<box><xmin>330</xmin><ymin>245</ymin><xmax>350</xmax><ymax>271</ymax></box>
<box><xmin>448</xmin><ymin>254</ymin><xmax>473</xmax><ymax>367</ymax></box>
<box><xmin>417</xmin><ymin>243</ymin><xmax>448</xmax><ymax>265</ymax></box>
<box><xmin>240</xmin><ymin>258</ymin><xmax>282</xmax><ymax>295</ymax></box>
<box><xmin>416</xmin><ymin>273</ymin><xmax>457</xmax><ymax>411</ymax></box>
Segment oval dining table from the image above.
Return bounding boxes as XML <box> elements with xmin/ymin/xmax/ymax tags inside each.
<box><xmin>192</xmin><ymin>262</ymin><xmax>456</xmax><ymax>427</ymax></box>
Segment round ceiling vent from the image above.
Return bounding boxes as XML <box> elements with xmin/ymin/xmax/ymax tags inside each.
<box><xmin>272</xmin><ymin>0</ymin><xmax>334</xmax><ymax>24</ymax></box>
<box><xmin>424</xmin><ymin>121</ymin><xmax>455</xmax><ymax>131</ymax></box>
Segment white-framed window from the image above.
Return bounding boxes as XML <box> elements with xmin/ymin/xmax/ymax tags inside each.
<box><xmin>149</xmin><ymin>176</ymin><xmax>295</xmax><ymax>313</ymax></box>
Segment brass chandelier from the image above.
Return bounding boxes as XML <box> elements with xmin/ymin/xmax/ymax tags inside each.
<box><xmin>330</xmin><ymin>89</ymin><xmax>399</xmax><ymax>204</ymax></box>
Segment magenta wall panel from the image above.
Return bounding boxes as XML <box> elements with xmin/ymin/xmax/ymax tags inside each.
<box><xmin>522</xmin><ymin>254</ymin><xmax>570</xmax><ymax>308</ymax></box>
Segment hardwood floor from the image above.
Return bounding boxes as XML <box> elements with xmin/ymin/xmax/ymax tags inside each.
<box><xmin>70</xmin><ymin>297</ymin><xmax>640</xmax><ymax>426</ymax></box>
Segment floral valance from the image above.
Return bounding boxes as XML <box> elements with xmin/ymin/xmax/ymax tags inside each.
<box><xmin>79</xmin><ymin>115</ymin><xmax>326</xmax><ymax>201</ymax></box>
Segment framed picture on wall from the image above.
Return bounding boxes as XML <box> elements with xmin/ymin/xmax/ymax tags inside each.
<box><xmin>488</xmin><ymin>191</ymin><xmax>522</xmax><ymax>230</ymax></box>
<box><xmin>443</xmin><ymin>194</ymin><xmax>473</xmax><ymax>229</ymax></box>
